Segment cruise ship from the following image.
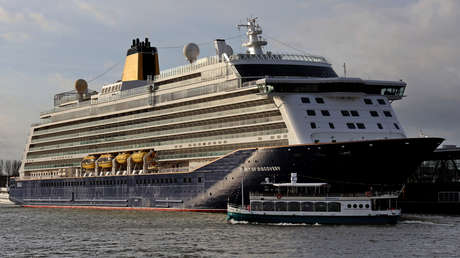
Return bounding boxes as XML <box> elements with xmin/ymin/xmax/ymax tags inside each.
<box><xmin>9</xmin><ymin>18</ymin><xmax>443</xmax><ymax>211</ymax></box>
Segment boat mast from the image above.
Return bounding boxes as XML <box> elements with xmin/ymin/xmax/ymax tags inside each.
<box><xmin>237</xmin><ymin>17</ymin><xmax>267</xmax><ymax>55</ymax></box>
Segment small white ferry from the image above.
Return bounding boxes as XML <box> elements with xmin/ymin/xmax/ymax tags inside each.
<box><xmin>227</xmin><ymin>174</ymin><xmax>401</xmax><ymax>225</ymax></box>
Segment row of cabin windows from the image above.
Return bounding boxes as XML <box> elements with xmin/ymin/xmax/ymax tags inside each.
<box><xmin>40</xmin><ymin>177</ymin><xmax>203</xmax><ymax>187</ymax></box>
<box><xmin>301</xmin><ymin>97</ymin><xmax>325</xmax><ymax>104</ymax></box>
<box><xmin>251</xmin><ymin>201</ymin><xmax>341</xmax><ymax>212</ymax></box>
<box><xmin>364</xmin><ymin>98</ymin><xmax>386</xmax><ymax>105</ymax></box>
<box><xmin>309</xmin><ymin>122</ymin><xmax>400</xmax><ymax>130</ymax></box>
<box><xmin>307</xmin><ymin>109</ymin><xmax>392</xmax><ymax>118</ymax></box>
<box><xmin>302</xmin><ymin>97</ymin><xmax>386</xmax><ymax>105</ymax></box>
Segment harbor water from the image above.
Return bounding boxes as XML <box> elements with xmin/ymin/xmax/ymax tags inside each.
<box><xmin>1</xmin><ymin>206</ymin><xmax>459</xmax><ymax>257</ymax></box>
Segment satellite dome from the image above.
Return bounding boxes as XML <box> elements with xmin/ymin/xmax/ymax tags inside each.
<box><xmin>75</xmin><ymin>79</ymin><xmax>88</xmax><ymax>94</ymax></box>
<box><xmin>183</xmin><ymin>43</ymin><xmax>200</xmax><ymax>63</ymax></box>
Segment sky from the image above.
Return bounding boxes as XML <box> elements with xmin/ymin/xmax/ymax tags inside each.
<box><xmin>0</xmin><ymin>0</ymin><xmax>459</xmax><ymax>160</ymax></box>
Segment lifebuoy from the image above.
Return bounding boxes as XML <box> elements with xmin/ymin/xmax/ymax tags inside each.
<box><xmin>276</xmin><ymin>193</ymin><xmax>282</xmax><ymax>199</ymax></box>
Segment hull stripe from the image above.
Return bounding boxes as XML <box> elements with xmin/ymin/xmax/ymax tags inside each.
<box><xmin>22</xmin><ymin>205</ymin><xmax>226</xmax><ymax>213</ymax></box>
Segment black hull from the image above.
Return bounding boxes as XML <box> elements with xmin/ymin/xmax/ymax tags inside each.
<box><xmin>399</xmin><ymin>182</ymin><xmax>460</xmax><ymax>214</ymax></box>
<box><xmin>9</xmin><ymin>137</ymin><xmax>443</xmax><ymax>210</ymax></box>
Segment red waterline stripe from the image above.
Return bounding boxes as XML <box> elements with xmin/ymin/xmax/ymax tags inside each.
<box><xmin>22</xmin><ymin>205</ymin><xmax>227</xmax><ymax>213</ymax></box>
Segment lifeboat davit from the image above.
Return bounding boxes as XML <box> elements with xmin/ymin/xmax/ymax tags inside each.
<box><xmin>97</xmin><ymin>154</ymin><xmax>113</xmax><ymax>168</ymax></box>
<box><xmin>81</xmin><ymin>155</ymin><xmax>97</xmax><ymax>169</ymax></box>
<box><xmin>115</xmin><ymin>153</ymin><xmax>130</xmax><ymax>164</ymax></box>
<box><xmin>131</xmin><ymin>151</ymin><xmax>147</xmax><ymax>163</ymax></box>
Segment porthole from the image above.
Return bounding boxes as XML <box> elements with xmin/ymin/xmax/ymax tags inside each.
<box><xmin>347</xmin><ymin>204</ymin><xmax>352</xmax><ymax>208</ymax></box>
<box><xmin>365</xmin><ymin>204</ymin><xmax>370</xmax><ymax>208</ymax></box>
<box><xmin>359</xmin><ymin>204</ymin><xmax>363</xmax><ymax>208</ymax></box>
<box><xmin>353</xmin><ymin>204</ymin><xmax>357</xmax><ymax>208</ymax></box>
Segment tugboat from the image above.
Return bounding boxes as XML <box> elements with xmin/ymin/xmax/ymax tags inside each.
<box><xmin>227</xmin><ymin>173</ymin><xmax>401</xmax><ymax>225</ymax></box>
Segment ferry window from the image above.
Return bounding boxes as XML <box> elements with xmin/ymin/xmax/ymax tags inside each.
<box><xmin>378</xmin><ymin>99</ymin><xmax>386</xmax><ymax>105</ymax></box>
<box><xmin>263</xmin><ymin>202</ymin><xmax>275</xmax><ymax>211</ymax></box>
<box><xmin>370</xmin><ymin>111</ymin><xmax>379</xmax><ymax>117</ymax></box>
<box><xmin>341</xmin><ymin>110</ymin><xmax>350</xmax><ymax>117</ymax></box>
<box><xmin>347</xmin><ymin>204</ymin><xmax>352</xmax><ymax>208</ymax></box>
<box><xmin>310</xmin><ymin>122</ymin><xmax>317</xmax><ymax>129</ymax></box>
<box><xmin>160</xmin><ymin>179</ymin><xmax>164</xmax><ymax>183</ymax></box>
<box><xmin>359</xmin><ymin>204</ymin><xmax>363</xmax><ymax>208</ymax></box>
<box><xmin>300</xmin><ymin>202</ymin><xmax>313</xmax><ymax>211</ymax></box>
<box><xmin>183</xmin><ymin>178</ymin><xmax>187</xmax><ymax>183</ymax></box>
<box><xmin>288</xmin><ymin>202</ymin><xmax>300</xmax><ymax>211</ymax></box>
<box><xmin>328</xmin><ymin>202</ymin><xmax>341</xmax><ymax>212</ymax></box>
<box><xmin>365</xmin><ymin>204</ymin><xmax>370</xmax><ymax>209</ymax></box>
<box><xmin>306</xmin><ymin>110</ymin><xmax>316</xmax><ymax>116</ymax></box>
<box><xmin>383</xmin><ymin>111</ymin><xmax>392</xmax><ymax>117</ymax></box>
<box><xmin>174</xmin><ymin>178</ymin><xmax>178</xmax><ymax>183</ymax></box>
<box><xmin>275</xmin><ymin>202</ymin><xmax>287</xmax><ymax>211</ymax></box>
<box><xmin>198</xmin><ymin>177</ymin><xmax>202</xmax><ymax>183</ymax></box>
<box><xmin>351</xmin><ymin>110</ymin><xmax>359</xmax><ymax>117</ymax></box>
<box><xmin>377</xmin><ymin>123</ymin><xmax>383</xmax><ymax>129</ymax></box>
<box><xmin>364</xmin><ymin>98</ymin><xmax>373</xmax><ymax>105</ymax></box>
<box><xmin>394</xmin><ymin>123</ymin><xmax>400</xmax><ymax>130</ymax></box>
<box><xmin>251</xmin><ymin>201</ymin><xmax>263</xmax><ymax>211</ymax></box>
<box><xmin>321</xmin><ymin>110</ymin><xmax>330</xmax><ymax>116</ymax></box>
<box><xmin>329</xmin><ymin>122</ymin><xmax>335</xmax><ymax>129</ymax></box>
<box><xmin>315</xmin><ymin>202</ymin><xmax>327</xmax><ymax>212</ymax></box>
<box><xmin>346</xmin><ymin>123</ymin><xmax>356</xmax><ymax>129</ymax></box>
<box><xmin>315</xmin><ymin>97</ymin><xmax>325</xmax><ymax>104</ymax></box>
<box><xmin>188</xmin><ymin>178</ymin><xmax>192</xmax><ymax>183</ymax></box>
<box><xmin>356</xmin><ymin>123</ymin><xmax>366</xmax><ymax>129</ymax></box>
<box><xmin>301</xmin><ymin>97</ymin><xmax>310</xmax><ymax>103</ymax></box>
<box><xmin>353</xmin><ymin>204</ymin><xmax>357</xmax><ymax>208</ymax></box>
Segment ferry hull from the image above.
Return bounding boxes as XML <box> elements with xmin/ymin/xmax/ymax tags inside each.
<box><xmin>9</xmin><ymin>137</ymin><xmax>443</xmax><ymax>211</ymax></box>
<box><xmin>227</xmin><ymin>211</ymin><xmax>399</xmax><ymax>225</ymax></box>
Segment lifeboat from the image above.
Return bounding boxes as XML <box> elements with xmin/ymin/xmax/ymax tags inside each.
<box><xmin>81</xmin><ymin>155</ymin><xmax>97</xmax><ymax>169</ymax></box>
<box><xmin>115</xmin><ymin>153</ymin><xmax>130</xmax><ymax>164</ymax></box>
<box><xmin>131</xmin><ymin>151</ymin><xmax>147</xmax><ymax>163</ymax></box>
<box><xmin>97</xmin><ymin>154</ymin><xmax>113</xmax><ymax>168</ymax></box>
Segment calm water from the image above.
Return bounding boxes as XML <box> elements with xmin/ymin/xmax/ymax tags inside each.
<box><xmin>1</xmin><ymin>206</ymin><xmax>459</xmax><ymax>257</ymax></box>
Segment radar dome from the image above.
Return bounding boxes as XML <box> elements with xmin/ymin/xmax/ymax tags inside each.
<box><xmin>183</xmin><ymin>43</ymin><xmax>200</xmax><ymax>63</ymax></box>
<box><xmin>75</xmin><ymin>79</ymin><xmax>88</xmax><ymax>94</ymax></box>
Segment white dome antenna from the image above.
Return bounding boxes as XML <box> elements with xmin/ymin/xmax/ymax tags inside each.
<box><xmin>183</xmin><ymin>43</ymin><xmax>200</xmax><ymax>63</ymax></box>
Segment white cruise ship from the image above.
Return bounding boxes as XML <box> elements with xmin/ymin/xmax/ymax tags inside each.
<box><xmin>8</xmin><ymin>18</ymin><xmax>443</xmax><ymax>211</ymax></box>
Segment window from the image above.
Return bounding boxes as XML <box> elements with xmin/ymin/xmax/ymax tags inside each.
<box><xmin>383</xmin><ymin>111</ymin><xmax>392</xmax><ymax>117</ymax></box>
<box><xmin>377</xmin><ymin>123</ymin><xmax>383</xmax><ymax>129</ymax></box>
<box><xmin>364</xmin><ymin>98</ymin><xmax>373</xmax><ymax>105</ymax></box>
<box><xmin>346</xmin><ymin>123</ymin><xmax>356</xmax><ymax>129</ymax></box>
<box><xmin>329</xmin><ymin>122</ymin><xmax>335</xmax><ymax>129</ymax></box>
<box><xmin>370</xmin><ymin>111</ymin><xmax>379</xmax><ymax>117</ymax></box>
<box><xmin>394</xmin><ymin>123</ymin><xmax>400</xmax><ymax>129</ymax></box>
<box><xmin>301</xmin><ymin>97</ymin><xmax>310</xmax><ymax>103</ymax></box>
<box><xmin>306</xmin><ymin>110</ymin><xmax>316</xmax><ymax>116</ymax></box>
<box><xmin>350</xmin><ymin>110</ymin><xmax>359</xmax><ymax>117</ymax></box>
<box><xmin>357</xmin><ymin>123</ymin><xmax>366</xmax><ymax>129</ymax></box>
<box><xmin>315</xmin><ymin>97</ymin><xmax>325</xmax><ymax>104</ymax></box>
<box><xmin>341</xmin><ymin>110</ymin><xmax>350</xmax><ymax>116</ymax></box>
<box><xmin>378</xmin><ymin>99</ymin><xmax>386</xmax><ymax>105</ymax></box>
<box><xmin>321</xmin><ymin>110</ymin><xmax>330</xmax><ymax>116</ymax></box>
<box><xmin>310</xmin><ymin>122</ymin><xmax>317</xmax><ymax>129</ymax></box>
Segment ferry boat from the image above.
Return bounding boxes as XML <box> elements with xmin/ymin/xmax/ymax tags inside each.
<box><xmin>227</xmin><ymin>174</ymin><xmax>401</xmax><ymax>224</ymax></box>
<box><xmin>8</xmin><ymin>18</ymin><xmax>442</xmax><ymax>211</ymax></box>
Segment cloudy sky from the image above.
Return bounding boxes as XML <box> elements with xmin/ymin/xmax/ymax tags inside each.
<box><xmin>0</xmin><ymin>0</ymin><xmax>459</xmax><ymax>160</ymax></box>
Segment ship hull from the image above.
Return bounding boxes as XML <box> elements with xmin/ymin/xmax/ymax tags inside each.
<box><xmin>9</xmin><ymin>137</ymin><xmax>443</xmax><ymax>211</ymax></box>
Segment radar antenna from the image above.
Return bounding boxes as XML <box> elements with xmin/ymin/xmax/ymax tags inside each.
<box><xmin>237</xmin><ymin>17</ymin><xmax>267</xmax><ymax>55</ymax></box>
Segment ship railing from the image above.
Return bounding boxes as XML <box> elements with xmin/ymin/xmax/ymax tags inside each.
<box><xmin>249</xmin><ymin>191</ymin><xmax>401</xmax><ymax>198</ymax></box>
<box><xmin>154</xmin><ymin>55</ymin><xmax>221</xmax><ymax>81</ymax></box>
<box><xmin>158</xmin><ymin>167</ymin><xmax>189</xmax><ymax>173</ymax></box>
<box><xmin>229</xmin><ymin>53</ymin><xmax>329</xmax><ymax>64</ymax></box>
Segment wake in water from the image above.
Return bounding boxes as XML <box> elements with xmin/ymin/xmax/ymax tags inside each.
<box><xmin>227</xmin><ymin>218</ymin><xmax>316</xmax><ymax>226</ymax></box>
<box><xmin>400</xmin><ymin>220</ymin><xmax>454</xmax><ymax>226</ymax></box>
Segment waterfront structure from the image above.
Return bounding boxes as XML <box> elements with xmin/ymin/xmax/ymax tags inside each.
<box><xmin>9</xmin><ymin>18</ymin><xmax>442</xmax><ymax>211</ymax></box>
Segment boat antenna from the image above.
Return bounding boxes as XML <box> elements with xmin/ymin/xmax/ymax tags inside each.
<box><xmin>237</xmin><ymin>17</ymin><xmax>267</xmax><ymax>55</ymax></box>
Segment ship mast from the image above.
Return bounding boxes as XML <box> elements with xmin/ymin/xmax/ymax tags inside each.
<box><xmin>237</xmin><ymin>17</ymin><xmax>267</xmax><ymax>55</ymax></box>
